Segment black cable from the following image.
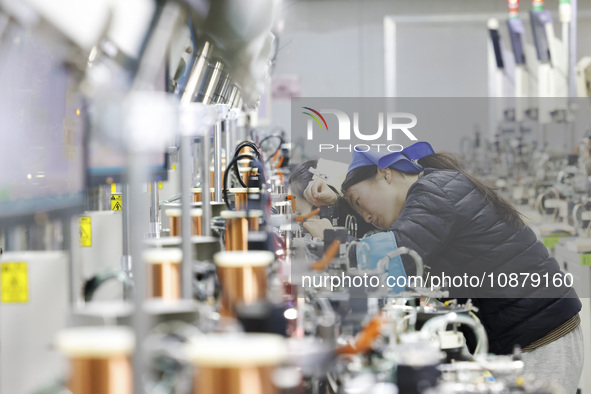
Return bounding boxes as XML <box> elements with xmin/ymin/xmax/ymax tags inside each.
<box><xmin>223</xmin><ymin>153</ymin><xmax>262</xmax><ymax>210</ymax></box>
<box><xmin>234</xmin><ymin>141</ymin><xmax>263</xmax><ymax>162</ymax></box>
<box><xmin>83</xmin><ymin>269</ymin><xmax>134</xmax><ymax>302</ymax></box>
<box><xmin>233</xmin><ymin>157</ymin><xmax>250</xmax><ymax>189</ymax></box>
<box><xmin>259</xmin><ymin>134</ymin><xmax>284</xmax><ymax>164</ymax></box>
<box><xmin>234</xmin><ymin>141</ymin><xmax>263</xmax><ymax>187</ymax></box>
<box><xmin>232</xmin><ymin>142</ymin><xmax>263</xmax><ymax>187</ymax></box>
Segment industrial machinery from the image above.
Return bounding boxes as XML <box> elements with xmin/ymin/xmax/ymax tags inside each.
<box><xmin>474</xmin><ymin>2</ymin><xmax>591</xmax><ymax>393</ymax></box>
<box><xmin>0</xmin><ymin>0</ymin><xmax>586</xmax><ymax>393</ymax></box>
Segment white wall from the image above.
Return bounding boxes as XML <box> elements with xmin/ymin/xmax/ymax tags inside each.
<box><xmin>270</xmin><ymin>0</ymin><xmax>591</xmax><ymax>141</ymax></box>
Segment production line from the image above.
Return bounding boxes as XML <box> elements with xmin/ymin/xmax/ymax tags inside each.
<box><xmin>0</xmin><ymin>0</ymin><xmax>590</xmax><ymax>393</ymax></box>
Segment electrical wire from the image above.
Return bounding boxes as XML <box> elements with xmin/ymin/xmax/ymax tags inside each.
<box><xmin>223</xmin><ymin>153</ymin><xmax>263</xmax><ymax>210</ymax></box>
<box><xmin>259</xmin><ymin>134</ymin><xmax>284</xmax><ymax>163</ymax></box>
<box><xmin>231</xmin><ymin>141</ymin><xmax>262</xmax><ymax>188</ymax></box>
<box><xmin>234</xmin><ymin>141</ymin><xmax>262</xmax><ymax>162</ymax></box>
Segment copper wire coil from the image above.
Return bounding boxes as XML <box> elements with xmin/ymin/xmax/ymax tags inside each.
<box><xmin>213</xmin><ymin>251</ymin><xmax>274</xmax><ymax>318</ymax></box>
<box><xmin>216</xmin><ymin>265</ymin><xmax>267</xmax><ymax>316</ymax></box>
<box><xmin>193</xmin><ymin>216</ymin><xmax>203</xmax><ymax>236</ymax></box>
<box><xmin>187</xmin><ymin>332</ymin><xmax>286</xmax><ymax>394</ymax></box>
<box><xmin>144</xmin><ymin>248</ymin><xmax>183</xmax><ymax>300</ymax></box>
<box><xmin>221</xmin><ymin>210</ymin><xmax>263</xmax><ymax>251</ymax></box>
<box><xmin>69</xmin><ymin>356</ymin><xmax>133</xmax><ymax>394</ymax></box>
<box><xmin>192</xmin><ymin>188</ymin><xmax>215</xmax><ymax>203</ymax></box>
<box><xmin>241</xmin><ymin>171</ymin><xmax>250</xmax><ymax>185</ymax></box>
<box><xmin>193</xmin><ymin>365</ymin><xmax>278</xmax><ymax>394</ymax></box>
<box><xmin>56</xmin><ymin>327</ymin><xmax>135</xmax><ymax>394</ymax></box>
<box><xmin>210</xmin><ymin>169</ymin><xmax>225</xmax><ymax>189</ymax></box>
<box><xmin>249</xmin><ymin>217</ymin><xmax>260</xmax><ymax>231</ymax></box>
<box><xmin>237</xmin><ymin>146</ymin><xmax>254</xmax><ymax>158</ymax></box>
<box><xmin>167</xmin><ymin>209</ymin><xmax>203</xmax><ymax>237</ymax></box>
<box><xmin>150</xmin><ymin>262</ymin><xmax>181</xmax><ymax>300</ymax></box>
<box><xmin>170</xmin><ymin>216</ymin><xmax>181</xmax><ymax>237</ymax></box>
<box><xmin>228</xmin><ymin>188</ymin><xmax>260</xmax><ymax>211</ymax></box>
<box><xmin>234</xmin><ymin>193</ymin><xmax>248</xmax><ymax>210</ymax></box>
<box><xmin>225</xmin><ymin>217</ymin><xmax>249</xmax><ymax>251</ymax></box>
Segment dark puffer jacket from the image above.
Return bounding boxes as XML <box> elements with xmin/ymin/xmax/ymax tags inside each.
<box><xmin>391</xmin><ymin>168</ymin><xmax>581</xmax><ymax>355</ymax></box>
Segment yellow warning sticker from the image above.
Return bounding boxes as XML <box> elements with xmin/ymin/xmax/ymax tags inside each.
<box><xmin>111</xmin><ymin>194</ymin><xmax>122</xmax><ymax>211</ymax></box>
<box><xmin>79</xmin><ymin>216</ymin><xmax>92</xmax><ymax>247</ymax></box>
<box><xmin>1</xmin><ymin>262</ymin><xmax>28</xmax><ymax>303</ymax></box>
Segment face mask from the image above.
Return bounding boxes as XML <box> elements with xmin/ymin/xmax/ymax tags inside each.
<box><xmin>356</xmin><ymin>231</ymin><xmax>407</xmax><ymax>294</ymax></box>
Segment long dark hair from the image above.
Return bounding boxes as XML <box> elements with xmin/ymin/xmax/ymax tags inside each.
<box><xmin>341</xmin><ymin>152</ymin><xmax>524</xmax><ymax>228</ymax></box>
<box><xmin>289</xmin><ymin>160</ymin><xmax>317</xmax><ymax>197</ymax></box>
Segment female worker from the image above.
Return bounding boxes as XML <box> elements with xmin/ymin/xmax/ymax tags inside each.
<box><xmin>339</xmin><ymin>141</ymin><xmax>582</xmax><ymax>393</ymax></box>
<box><xmin>289</xmin><ymin>159</ymin><xmax>375</xmax><ymax>238</ymax></box>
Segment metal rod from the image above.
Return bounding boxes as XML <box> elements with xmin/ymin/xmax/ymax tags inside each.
<box><xmin>224</xmin><ymin>119</ymin><xmax>232</xmax><ymax>171</ymax></box>
<box><xmin>213</xmin><ymin>122</ymin><xmax>223</xmax><ymax>202</ymax></box>
<box><xmin>230</xmin><ymin>115</ymin><xmax>239</xmax><ymax>157</ymax></box>
<box><xmin>149</xmin><ymin>181</ymin><xmax>160</xmax><ymax>238</ymax></box>
<box><xmin>5</xmin><ymin>226</ymin><xmax>23</xmax><ymax>251</ymax></box>
<box><xmin>193</xmin><ymin>137</ymin><xmax>201</xmax><ymax>187</ymax></box>
<box><xmin>63</xmin><ymin>217</ymin><xmax>78</xmax><ymax>306</ymax></box>
<box><xmin>201</xmin><ymin>133</ymin><xmax>212</xmax><ymax>236</ymax></box>
<box><xmin>180</xmin><ymin>135</ymin><xmax>194</xmax><ymax>300</ymax></box>
<box><xmin>569</xmin><ymin>0</ymin><xmax>578</xmax><ymax>99</ymax></box>
<box><xmin>562</xmin><ymin>19</ymin><xmax>571</xmax><ymax>98</ymax></box>
<box><xmin>103</xmin><ymin>184</ymin><xmax>110</xmax><ymax>211</ymax></box>
<box><xmin>181</xmin><ymin>41</ymin><xmax>212</xmax><ymax>104</ymax></box>
<box><xmin>122</xmin><ymin>184</ymin><xmax>131</xmax><ymax>274</ymax></box>
<box><xmin>200</xmin><ymin>61</ymin><xmax>224</xmax><ymax>105</ymax></box>
<box><xmin>129</xmin><ymin>152</ymin><xmax>150</xmax><ymax>394</ymax></box>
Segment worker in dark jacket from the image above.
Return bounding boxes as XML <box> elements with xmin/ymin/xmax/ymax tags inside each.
<box><xmin>289</xmin><ymin>159</ymin><xmax>375</xmax><ymax>238</ymax></box>
<box><xmin>338</xmin><ymin>141</ymin><xmax>583</xmax><ymax>394</ymax></box>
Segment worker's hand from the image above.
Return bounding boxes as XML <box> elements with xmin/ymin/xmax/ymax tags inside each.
<box><xmin>303</xmin><ymin>178</ymin><xmax>338</xmax><ymax>207</ymax></box>
<box><xmin>303</xmin><ymin>218</ymin><xmax>334</xmax><ymax>239</ymax></box>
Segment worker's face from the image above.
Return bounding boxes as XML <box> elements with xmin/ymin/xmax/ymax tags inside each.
<box><xmin>345</xmin><ymin>168</ymin><xmax>408</xmax><ymax>230</ymax></box>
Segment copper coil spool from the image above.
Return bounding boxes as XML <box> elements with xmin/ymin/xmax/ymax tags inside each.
<box><xmin>166</xmin><ymin>208</ymin><xmax>203</xmax><ymax>237</ymax></box>
<box><xmin>187</xmin><ymin>333</ymin><xmax>287</xmax><ymax>394</ymax></box>
<box><xmin>221</xmin><ymin>210</ymin><xmax>249</xmax><ymax>251</ymax></box>
<box><xmin>249</xmin><ymin>210</ymin><xmax>262</xmax><ymax>232</ymax></box>
<box><xmin>193</xmin><ymin>212</ymin><xmax>203</xmax><ymax>236</ymax></box>
<box><xmin>229</xmin><ymin>187</ymin><xmax>260</xmax><ymax>210</ymax></box>
<box><xmin>56</xmin><ymin>327</ymin><xmax>135</xmax><ymax>394</ymax></box>
<box><xmin>221</xmin><ymin>210</ymin><xmax>263</xmax><ymax>250</ymax></box>
<box><xmin>144</xmin><ymin>248</ymin><xmax>183</xmax><ymax>300</ymax></box>
<box><xmin>213</xmin><ymin>250</ymin><xmax>274</xmax><ymax>317</ymax></box>
<box><xmin>191</xmin><ymin>188</ymin><xmax>215</xmax><ymax>203</ymax></box>
<box><xmin>144</xmin><ymin>235</ymin><xmax>220</xmax><ymax>263</ymax></box>
<box><xmin>237</xmin><ymin>148</ymin><xmax>255</xmax><ymax>160</ymax></box>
